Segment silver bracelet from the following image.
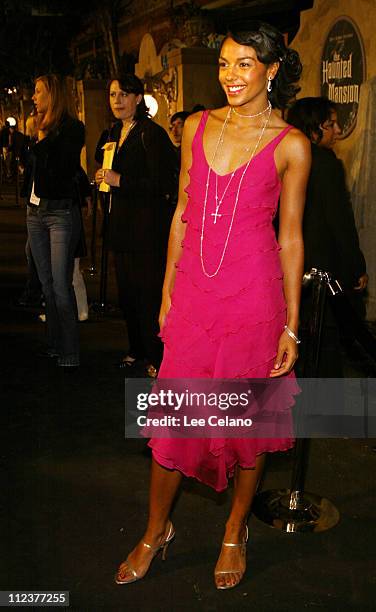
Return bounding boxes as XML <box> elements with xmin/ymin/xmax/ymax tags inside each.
<box><xmin>284</xmin><ymin>325</ymin><xmax>301</xmax><ymax>344</ymax></box>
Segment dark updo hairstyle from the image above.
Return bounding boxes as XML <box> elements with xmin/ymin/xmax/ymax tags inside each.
<box><xmin>287</xmin><ymin>96</ymin><xmax>337</xmax><ymax>144</ymax></box>
<box><xmin>109</xmin><ymin>72</ymin><xmax>149</xmax><ymax>120</ymax></box>
<box><xmin>223</xmin><ymin>21</ymin><xmax>302</xmax><ymax>109</ymax></box>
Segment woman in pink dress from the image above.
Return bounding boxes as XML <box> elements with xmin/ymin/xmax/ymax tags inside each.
<box><xmin>116</xmin><ymin>22</ymin><xmax>311</xmax><ymax>590</ymax></box>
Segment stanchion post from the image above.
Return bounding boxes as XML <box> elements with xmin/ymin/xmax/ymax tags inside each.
<box><xmin>287</xmin><ymin>273</ymin><xmax>327</xmax><ymax>510</ymax></box>
<box><xmin>252</xmin><ymin>269</ymin><xmax>340</xmax><ymax>532</ymax></box>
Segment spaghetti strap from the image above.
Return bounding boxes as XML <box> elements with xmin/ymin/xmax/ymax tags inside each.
<box><xmin>192</xmin><ymin>110</ymin><xmax>210</xmax><ymax>148</ymax></box>
<box><xmin>199</xmin><ymin>109</ymin><xmax>210</xmax><ymax>130</ymax></box>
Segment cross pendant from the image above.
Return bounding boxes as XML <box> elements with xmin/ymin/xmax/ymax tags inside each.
<box><xmin>211</xmin><ymin>208</ymin><xmax>222</xmax><ymax>224</ymax></box>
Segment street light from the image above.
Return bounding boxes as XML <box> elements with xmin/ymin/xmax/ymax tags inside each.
<box><xmin>144</xmin><ymin>94</ymin><xmax>159</xmax><ymax>118</ymax></box>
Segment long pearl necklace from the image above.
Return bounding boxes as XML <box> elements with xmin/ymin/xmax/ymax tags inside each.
<box><xmin>200</xmin><ymin>105</ymin><xmax>272</xmax><ymax>278</ymax></box>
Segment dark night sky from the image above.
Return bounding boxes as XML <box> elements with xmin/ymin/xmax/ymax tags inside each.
<box><xmin>0</xmin><ymin>1</ymin><xmax>95</xmax><ymax>88</ymax></box>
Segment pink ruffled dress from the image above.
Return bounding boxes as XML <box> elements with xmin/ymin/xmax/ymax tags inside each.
<box><xmin>149</xmin><ymin>111</ymin><xmax>297</xmax><ymax>491</ymax></box>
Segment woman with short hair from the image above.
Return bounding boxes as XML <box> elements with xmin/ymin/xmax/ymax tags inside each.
<box><xmin>287</xmin><ymin>96</ymin><xmax>367</xmax><ymax>375</ymax></box>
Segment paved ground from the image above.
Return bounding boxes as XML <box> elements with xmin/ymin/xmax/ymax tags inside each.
<box><xmin>1</xmin><ymin>183</ymin><xmax>376</xmax><ymax>611</ymax></box>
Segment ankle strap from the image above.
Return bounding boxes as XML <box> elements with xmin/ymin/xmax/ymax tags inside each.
<box><xmin>142</xmin><ymin>522</ymin><xmax>174</xmax><ymax>552</ymax></box>
<box><xmin>222</xmin><ymin>525</ymin><xmax>248</xmax><ymax>547</ymax></box>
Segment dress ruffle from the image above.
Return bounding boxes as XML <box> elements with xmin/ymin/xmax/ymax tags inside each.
<box><xmin>149</xmin><ymin>436</ymin><xmax>294</xmax><ymax>492</ymax></box>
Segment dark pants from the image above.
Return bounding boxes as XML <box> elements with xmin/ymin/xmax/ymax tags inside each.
<box><xmin>114</xmin><ymin>251</ymin><xmax>165</xmax><ymax>368</ymax></box>
<box><xmin>27</xmin><ymin>203</ymin><xmax>80</xmax><ymax>362</ymax></box>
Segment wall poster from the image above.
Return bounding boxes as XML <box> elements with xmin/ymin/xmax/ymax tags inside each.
<box><xmin>321</xmin><ymin>16</ymin><xmax>366</xmax><ymax>138</ymax></box>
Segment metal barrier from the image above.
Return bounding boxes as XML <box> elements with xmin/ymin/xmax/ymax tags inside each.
<box><xmin>252</xmin><ymin>269</ymin><xmax>341</xmax><ymax>533</ymax></box>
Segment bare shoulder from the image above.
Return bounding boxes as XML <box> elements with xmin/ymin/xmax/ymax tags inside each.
<box><xmin>282</xmin><ymin>127</ymin><xmax>311</xmax><ymax>163</ymax></box>
<box><xmin>183</xmin><ymin>111</ymin><xmax>204</xmax><ymax>134</ymax></box>
<box><xmin>285</xmin><ymin>127</ymin><xmax>310</xmax><ymax>152</ymax></box>
<box><xmin>179</xmin><ymin>112</ymin><xmax>202</xmax><ymax>150</ymax></box>
<box><xmin>275</xmin><ymin>126</ymin><xmax>311</xmax><ymax>182</ymax></box>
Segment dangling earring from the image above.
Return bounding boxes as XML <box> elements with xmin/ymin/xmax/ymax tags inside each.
<box><xmin>267</xmin><ymin>77</ymin><xmax>273</xmax><ymax>93</ymax></box>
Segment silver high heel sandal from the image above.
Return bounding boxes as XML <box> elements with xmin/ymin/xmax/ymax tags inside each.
<box><xmin>115</xmin><ymin>522</ymin><xmax>175</xmax><ymax>585</ymax></box>
<box><xmin>214</xmin><ymin>525</ymin><xmax>249</xmax><ymax>590</ymax></box>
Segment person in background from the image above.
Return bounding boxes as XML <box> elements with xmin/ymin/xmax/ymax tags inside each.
<box><xmin>18</xmin><ymin>111</ymin><xmax>43</xmax><ymax>308</ymax></box>
<box><xmin>169</xmin><ymin>111</ymin><xmax>190</xmax><ymax>162</ymax></box>
<box><xmin>24</xmin><ymin>74</ymin><xmax>85</xmax><ymax>367</ymax></box>
<box><xmin>95</xmin><ymin>73</ymin><xmax>178</xmax><ymax>377</ymax></box>
<box><xmin>0</xmin><ymin>120</ymin><xmax>11</xmax><ymax>178</ymax></box>
<box><xmin>16</xmin><ymin>241</ymin><xmax>43</xmax><ymax>308</ymax></box>
<box><xmin>287</xmin><ymin>96</ymin><xmax>368</xmax><ymax>375</ymax></box>
<box><xmin>8</xmin><ymin>121</ymin><xmax>27</xmax><ymax>176</ymax></box>
<box><xmin>1</xmin><ymin>119</ymin><xmax>26</xmax><ymax>179</ymax></box>
<box><xmin>38</xmin><ymin>166</ymin><xmax>92</xmax><ymax>323</ymax></box>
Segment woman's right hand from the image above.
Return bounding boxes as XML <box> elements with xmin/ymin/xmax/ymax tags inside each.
<box><xmin>95</xmin><ymin>168</ymin><xmax>104</xmax><ymax>186</ymax></box>
<box><xmin>95</xmin><ymin>167</ymin><xmax>120</xmax><ymax>187</ymax></box>
<box><xmin>159</xmin><ymin>293</ymin><xmax>172</xmax><ymax>331</ymax></box>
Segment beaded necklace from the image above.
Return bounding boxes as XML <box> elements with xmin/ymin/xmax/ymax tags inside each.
<box><xmin>200</xmin><ymin>105</ymin><xmax>272</xmax><ymax>278</ymax></box>
<box><xmin>232</xmin><ymin>100</ymin><xmax>271</xmax><ymax>119</ymax></box>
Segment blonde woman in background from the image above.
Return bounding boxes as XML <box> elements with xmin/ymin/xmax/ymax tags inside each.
<box><xmin>24</xmin><ymin>74</ymin><xmax>85</xmax><ymax>367</ymax></box>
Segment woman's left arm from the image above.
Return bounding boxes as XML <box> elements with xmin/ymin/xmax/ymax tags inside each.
<box><xmin>270</xmin><ymin>129</ymin><xmax>311</xmax><ymax>377</ymax></box>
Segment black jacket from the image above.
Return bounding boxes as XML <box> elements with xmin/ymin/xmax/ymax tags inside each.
<box><xmin>106</xmin><ymin>118</ymin><xmax>178</xmax><ymax>253</ymax></box>
<box><xmin>22</xmin><ymin>115</ymin><xmax>85</xmax><ymax>201</ymax></box>
<box><xmin>303</xmin><ymin>144</ymin><xmax>366</xmax><ymax>289</ymax></box>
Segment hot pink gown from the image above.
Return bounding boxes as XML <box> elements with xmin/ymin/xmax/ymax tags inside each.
<box><xmin>149</xmin><ymin>111</ymin><xmax>297</xmax><ymax>491</ymax></box>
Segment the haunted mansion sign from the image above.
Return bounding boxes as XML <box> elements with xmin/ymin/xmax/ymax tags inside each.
<box><xmin>321</xmin><ymin>17</ymin><xmax>366</xmax><ymax>138</ymax></box>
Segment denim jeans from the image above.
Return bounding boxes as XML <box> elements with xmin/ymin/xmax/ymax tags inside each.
<box><xmin>18</xmin><ymin>239</ymin><xmax>42</xmax><ymax>303</ymax></box>
<box><xmin>27</xmin><ymin>202</ymin><xmax>81</xmax><ymax>364</ymax></box>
